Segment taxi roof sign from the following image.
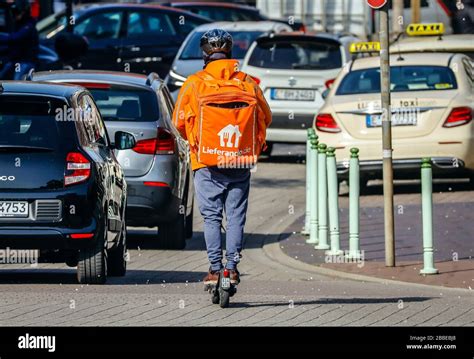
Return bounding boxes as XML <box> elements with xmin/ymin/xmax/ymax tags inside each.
<box><xmin>406</xmin><ymin>23</ymin><xmax>445</xmax><ymax>36</ymax></box>
<box><xmin>349</xmin><ymin>42</ymin><xmax>381</xmax><ymax>54</ymax></box>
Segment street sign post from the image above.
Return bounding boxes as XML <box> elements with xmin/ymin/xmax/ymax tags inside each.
<box><xmin>367</xmin><ymin>0</ymin><xmax>395</xmax><ymax>267</ymax></box>
<box><xmin>367</xmin><ymin>0</ymin><xmax>388</xmax><ymax>9</ymax></box>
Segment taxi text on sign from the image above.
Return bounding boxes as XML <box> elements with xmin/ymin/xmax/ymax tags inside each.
<box><xmin>367</xmin><ymin>0</ymin><xmax>388</xmax><ymax>9</ymax></box>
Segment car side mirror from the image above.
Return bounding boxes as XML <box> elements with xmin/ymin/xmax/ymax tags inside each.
<box><xmin>114</xmin><ymin>131</ymin><xmax>136</xmax><ymax>150</ymax></box>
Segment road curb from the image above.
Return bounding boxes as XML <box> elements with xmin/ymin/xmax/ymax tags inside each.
<box><xmin>261</xmin><ymin>232</ymin><xmax>472</xmax><ymax>294</ymax></box>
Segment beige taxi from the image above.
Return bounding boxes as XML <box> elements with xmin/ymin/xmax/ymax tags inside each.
<box><xmin>314</xmin><ymin>44</ymin><xmax>474</xmax><ymax>187</ymax></box>
<box><xmin>391</xmin><ymin>23</ymin><xmax>474</xmax><ymax>65</ymax></box>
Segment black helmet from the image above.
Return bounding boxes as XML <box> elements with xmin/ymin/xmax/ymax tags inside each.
<box><xmin>200</xmin><ymin>29</ymin><xmax>233</xmax><ymax>60</ymax></box>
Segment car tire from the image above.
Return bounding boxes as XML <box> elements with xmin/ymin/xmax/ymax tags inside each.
<box><xmin>158</xmin><ymin>213</ymin><xmax>186</xmax><ymax>250</ymax></box>
<box><xmin>77</xmin><ymin>219</ymin><xmax>107</xmax><ymax>285</ymax></box>
<box><xmin>185</xmin><ymin>203</ymin><xmax>194</xmax><ymax>239</ymax></box>
<box><xmin>107</xmin><ymin>219</ymin><xmax>127</xmax><ymax>277</ymax></box>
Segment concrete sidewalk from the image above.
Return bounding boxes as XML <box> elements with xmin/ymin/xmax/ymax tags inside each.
<box><xmin>280</xmin><ymin>184</ymin><xmax>474</xmax><ymax>290</ymax></box>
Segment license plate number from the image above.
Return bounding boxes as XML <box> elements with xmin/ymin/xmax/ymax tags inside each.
<box><xmin>221</xmin><ymin>277</ymin><xmax>231</xmax><ymax>289</ymax></box>
<box><xmin>367</xmin><ymin>111</ymin><xmax>418</xmax><ymax>127</ymax></box>
<box><xmin>0</xmin><ymin>201</ymin><xmax>28</xmax><ymax>218</ymax></box>
<box><xmin>271</xmin><ymin>88</ymin><xmax>316</xmax><ymax>101</ymax></box>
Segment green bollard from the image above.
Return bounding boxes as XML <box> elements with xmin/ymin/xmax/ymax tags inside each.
<box><xmin>315</xmin><ymin>143</ymin><xmax>330</xmax><ymax>250</ymax></box>
<box><xmin>303</xmin><ymin>129</ymin><xmax>316</xmax><ymax>236</ymax></box>
<box><xmin>325</xmin><ymin>147</ymin><xmax>343</xmax><ymax>256</ymax></box>
<box><xmin>420</xmin><ymin>158</ymin><xmax>438</xmax><ymax>275</ymax></box>
<box><xmin>346</xmin><ymin>148</ymin><xmax>361</xmax><ymax>260</ymax></box>
<box><xmin>307</xmin><ymin>136</ymin><xmax>319</xmax><ymax>244</ymax></box>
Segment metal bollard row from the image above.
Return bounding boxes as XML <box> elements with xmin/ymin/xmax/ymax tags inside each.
<box><xmin>303</xmin><ymin>143</ymin><xmax>438</xmax><ymax>274</ymax></box>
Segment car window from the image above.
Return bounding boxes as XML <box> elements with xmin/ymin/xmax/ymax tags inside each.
<box><xmin>77</xmin><ymin>95</ymin><xmax>107</xmax><ymax>146</ymax></box>
<box><xmin>180</xmin><ymin>30</ymin><xmax>263</xmax><ymax>60</ymax></box>
<box><xmin>87</xmin><ymin>85</ymin><xmax>160</xmax><ymax>122</ymax></box>
<box><xmin>248</xmin><ymin>40</ymin><xmax>343</xmax><ymax>70</ymax></box>
<box><xmin>169</xmin><ymin>14</ymin><xmax>207</xmax><ymax>36</ymax></box>
<box><xmin>0</xmin><ymin>96</ymin><xmax>67</xmax><ymax>150</ymax></box>
<box><xmin>190</xmin><ymin>7</ymin><xmax>260</xmax><ymax>21</ymax></box>
<box><xmin>336</xmin><ymin>66</ymin><xmax>458</xmax><ymax>95</ymax></box>
<box><xmin>127</xmin><ymin>11</ymin><xmax>176</xmax><ymax>37</ymax></box>
<box><xmin>74</xmin><ymin>11</ymin><xmax>122</xmax><ymax>40</ymax></box>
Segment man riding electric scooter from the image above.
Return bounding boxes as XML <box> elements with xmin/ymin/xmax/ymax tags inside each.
<box><xmin>172</xmin><ymin>29</ymin><xmax>272</xmax><ymax>307</ymax></box>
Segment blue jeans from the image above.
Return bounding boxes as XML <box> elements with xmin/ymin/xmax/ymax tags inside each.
<box><xmin>194</xmin><ymin>167</ymin><xmax>250</xmax><ymax>271</ymax></box>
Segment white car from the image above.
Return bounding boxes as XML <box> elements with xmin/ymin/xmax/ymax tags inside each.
<box><xmin>391</xmin><ymin>23</ymin><xmax>474</xmax><ymax>66</ymax></box>
<box><xmin>165</xmin><ymin>21</ymin><xmax>292</xmax><ymax>100</ymax></box>
<box><xmin>315</xmin><ymin>47</ymin><xmax>474</xmax><ymax>187</ymax></box>
<box><xmin>240</xmin><ymin>32</ymin><xmax>352</xmax><ymax>151</ymax></box>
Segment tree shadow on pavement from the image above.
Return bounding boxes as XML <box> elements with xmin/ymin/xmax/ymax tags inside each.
<box><xmin>127</xmin><ymin>230</ymin><xmax>292</xmax><ymax>251</ymax></box>
<box><xmin>0</xmin><ymin>269</ymin><xmax>209</xmax><ymax>285</ymax></box>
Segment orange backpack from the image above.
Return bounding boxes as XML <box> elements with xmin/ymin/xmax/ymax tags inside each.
<box><xmin>190</xmin><ymin>71</ymin><xmax>263</xmax><ymax>169</ymax></box>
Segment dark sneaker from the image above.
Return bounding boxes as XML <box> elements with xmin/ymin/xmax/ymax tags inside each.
<box><xmin>203</xmin><ymin>270</ymin><xmax>219</xmax><ymax>285</ymax></box>
<box><xmin>228</xmin><ymin>269</ymin><xmax>240</xmax><ymax>284</ymax></box>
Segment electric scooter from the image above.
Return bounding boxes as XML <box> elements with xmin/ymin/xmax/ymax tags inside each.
<box><xmin>204</xmin><ymin>268</ymin><xmax>237</xmax><ymax>308</ymax></box>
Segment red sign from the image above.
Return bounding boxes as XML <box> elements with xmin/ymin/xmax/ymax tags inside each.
<box><xmin>367</xmin><ymin>0</ymin><xmax>388</xmax><ymax>9</ymax></box>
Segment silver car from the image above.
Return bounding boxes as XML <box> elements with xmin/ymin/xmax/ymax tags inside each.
<box><xmin>165</xmin><ymin>21</ymin><xmax>292</xmax><ymax>100</ymax></box>
<box><xmin>30</xmin><ymin>70</ymin><xmax>194</xmax><ymax>249</ymax></box>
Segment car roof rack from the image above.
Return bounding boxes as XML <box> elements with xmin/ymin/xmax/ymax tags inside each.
<box><xmin>146</xmin><ymin>72</ymin><xmax>160</xmax><ymax>86</ymax></box>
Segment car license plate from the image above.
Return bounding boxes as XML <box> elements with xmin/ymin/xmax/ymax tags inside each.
<box><xmin>0</xmin><ymin>201</ymin><xmax>28</xmax><ymax>218</ymax></box>
<box><xmin>366</xmin><ymin>111</ymin><xmax>418</xmax><ymax>127</ymax></box>
<box><xmin>270</xmin><ymin>88</ymin><xmax>316</xmax><ymax>101</ymax></box>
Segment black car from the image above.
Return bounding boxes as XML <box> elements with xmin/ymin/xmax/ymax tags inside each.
<box><xmin>0</xmin><ymin>81</ymin><xmax>136</xmax><ymax>284</ymax></box>
<box><xmin>36</xmin><ymin>4</ymin><xmax>210</xmax><ymax>77</ymax></box>
<box><xmin>161</xmin><ymin>2</ymin><xmax>306</xmax><ymax>31</ymax></box>
<box><xmin>30</xmin><ymin>70</ymin><xmax>195</xmax><ymax>249</ymax></box>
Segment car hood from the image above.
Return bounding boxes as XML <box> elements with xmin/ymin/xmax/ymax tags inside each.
<box><xmin>172</xmin><ymin>60</ymin><xmax>205</xmax><ymax>79</ymax></box>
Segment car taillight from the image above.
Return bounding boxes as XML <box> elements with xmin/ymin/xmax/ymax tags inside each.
<box><xmin>250</xmin><ymin>76</ymin><xmax>261</xmax><ymax>85</ymax></box>
<box><xmin>132</xmin><ymin>128</ymin><xmax>175</xmax><ymax>155</ymax></box>
<box><xmin>325</xmin><ymin>79</ymin><xmax>335</xmax><ymax>89</ymax></box>
<box><xmin>443</xmin><ymin>107</ymin><xmax>472</xmax><ymax>128</ymax></box>
<box><xmin>65</xmin><ymin>152</ymin><xmax>91</xmax><ymax>186</ymax></box>
<box><xmin>315</xmin><ymin>113</ymin><xmax>341</xmax><ymax>133</ymax></box>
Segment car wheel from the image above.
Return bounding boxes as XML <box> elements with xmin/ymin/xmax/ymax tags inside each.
<box><xmin>158</xmin><ymin>213</ymin><xmax>186</xmax><ymax>250</ymax></box>
<box><xmin>107</xmin><ymin>219</ymin><xmax>127</xmax><ymax>277</ymax></box>
<box><xmin>77</xmin><ymin>219</ymin><xmax>107</xmax><ymax>284</ymax></box>
<box><xmin>185</xmin><ymin>202</ymin><xmax>194</xmax><ymax>239</ymax></box>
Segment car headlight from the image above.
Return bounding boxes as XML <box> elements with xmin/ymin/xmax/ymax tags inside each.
<box><xmin>168</xmin><ymin>70</ymin><xmax>187</xmax><ymax>88</ymax></box>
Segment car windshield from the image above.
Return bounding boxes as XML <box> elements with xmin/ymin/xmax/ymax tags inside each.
<box><xmin>180</xmin><ymin>31</ymin><xmax>263</xmax><ymax>60</ymax></box>
<box><xmin>336</xmin><ymin>66</ymin><xmax>458</xmax><ymax>95</ymax></box>
<box><xmin>247</xmin><ymin>39</ymin><xmax>343</xmax><ymax>70</ymax></box>
<box><xmin>0</xmin><ymin>96</ymin><xmax>68</xmax><ymax>151</ymax></box>
<box><xmin>37</xmin><ymin>10</ymin><xmax>70</xmax><ymax>39</ymax></box>
<box><xmin>87</xmin><ymin>86</ymin><xmax>160</xmax><ymax>122</ymax></box>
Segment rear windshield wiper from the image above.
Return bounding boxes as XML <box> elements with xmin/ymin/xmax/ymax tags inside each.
<box><xmin>0</xmin><ymin>145</ymin><xmax>55</xmax><ymax>152</ymax></box>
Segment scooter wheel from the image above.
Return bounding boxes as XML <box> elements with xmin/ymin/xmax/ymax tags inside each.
<box><xmin>211</xmin><ymin>290</ymin><xmax>220</xmax><ymax>304</ymax></box>
<box><xmin>219</xmin><ymin>289</ymin><xmax>230</xmax><ymax>308</ymax></box>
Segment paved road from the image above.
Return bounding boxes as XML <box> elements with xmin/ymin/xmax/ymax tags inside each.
<box><xmin>0</xmin><ymin>145</ymin><xmax>472</xmax><ymax>326</ymax></box>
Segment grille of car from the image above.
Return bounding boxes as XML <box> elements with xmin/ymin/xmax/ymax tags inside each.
<box><xmin>35</xmin><ymin>200</ymin><xmax>62</xmax><ymax>222</ymax></box>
